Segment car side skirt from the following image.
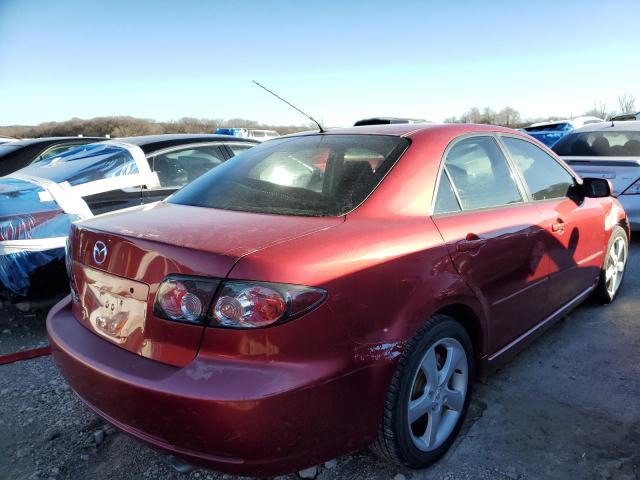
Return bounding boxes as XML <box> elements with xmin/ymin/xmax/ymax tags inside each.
<box><xmin>482</xmin><ymin>283</ymin><xmax>596</xmax><ymax>372</ymax></box>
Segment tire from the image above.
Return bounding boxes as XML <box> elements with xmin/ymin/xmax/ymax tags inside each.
<box><xmin>372</xmin><ymin>314</ymin><xmax>474</xmax><ymax>468</ymax></box>
<box><xmin>594</xmin><ymin>226</ymin><xmax>629</xmax><ymax>304</ymax></box>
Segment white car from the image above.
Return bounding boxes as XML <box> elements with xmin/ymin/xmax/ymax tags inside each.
<box><xmin>552</xmin><ymin>121</ymin><xmax>640</xmax><ymax>230</ymax></box>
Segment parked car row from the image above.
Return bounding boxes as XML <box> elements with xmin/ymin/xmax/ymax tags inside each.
<box><xmin>214</xmin><ymin>127</ymin><xmax>280</xmax><ymax>141</ymax></box>
<box><xmin>43</xmin><ymin>123</ymin><xmax>629</xmax><ymax>476</ymax></box>
<box><xmin>0</xmin><ymin>134</ymin><xmax>258</xmax><ymax>299</ymax></box>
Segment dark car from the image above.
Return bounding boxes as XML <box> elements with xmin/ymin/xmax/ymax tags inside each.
<box><xmin>0</xmin><ymin>137</ymin><xmax>105</xmax><ymax>176</ymax></box>
<box><xmin>48</xmin><ymin>124</ymin><xmax>628</xmax><ymax>476</ymax></box>
<box><xmin>609</xmin><ymin>112</ymin><xmax>640</xmax><ymax>122</ymax></box>
<box><xmin>0</xmin><ymin>134</ymin><xmax>258</xmax><ymax>299</ymax></box>
<box><xmin>354</xmin><ymin>116</ymin><xmax>427</xmax><ymax>126</ymax></box>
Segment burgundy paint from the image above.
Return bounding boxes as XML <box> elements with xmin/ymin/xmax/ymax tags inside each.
<box><xmin>48</xmin><ymin>124</ymin><xmax>627</xmax><ymax>476</ymax></box>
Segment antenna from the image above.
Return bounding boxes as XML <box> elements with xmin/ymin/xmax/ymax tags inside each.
<box><xmin>252</xmin><ymin>80</ymin><xmax>325</xmax><ymax>133</ymax></box>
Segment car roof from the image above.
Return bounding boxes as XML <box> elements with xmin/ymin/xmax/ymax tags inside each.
<box><xmin>3</xmin><ymin>136</ymin><xmax>105</xmax><ymax>147</ymax></box>
<box><xmin>286</xmin><ymin>123</ymin><xmax>520</xmax><ymax>138</ymax></box>
<box><xmin>110</xmin><ymin>134</ymin><xmax>259</xmax><ymax>153</ymax></box>
<box><xmin>570</xmin><ymin>120</ymin><xmax>640</xmax><ymax>133</ymax></box>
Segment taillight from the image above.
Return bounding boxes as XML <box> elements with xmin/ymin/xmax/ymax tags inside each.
<box><xmin>153</xmin><ymin>275</ymin><xmax>326</xmax><ymax>328</ymax></box>
<box><xmin>66</xmin><ymin>235</ymin><xmax>79</xmax><ymax>302</ymax></box>
<box><xmin>211</xmin><ymin>281</ymin><xmax>326</xmax><ymax>328</ymax></box>
<box><xmin>622</xmin><ymin>179</ymin><xmax>640</xmax><ymax>195</ymax></box>
<box><xmin>153</xmin><ymin>276</ymin><xmax>220</xmax><ymax>324</ymax></box>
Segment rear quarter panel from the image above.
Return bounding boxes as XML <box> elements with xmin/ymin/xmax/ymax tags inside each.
<box><xmin>228</xmin><ymin>217</ymin><xmax>486</xmax><ymax>353</ymax></box>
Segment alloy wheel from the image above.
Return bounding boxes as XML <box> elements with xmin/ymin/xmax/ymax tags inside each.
<box><xmin>605</xmin><ymin>236</ymin><xmax>627</xmax><ymax>297</ymax></box>
<box><xmin>407</xmin><ymin>337</ymin><xmax>468</xmax><ymax>452</ymax></box>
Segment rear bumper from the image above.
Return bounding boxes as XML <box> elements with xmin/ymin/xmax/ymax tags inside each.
<box><xmin>47</xmin><ymin>297</ymin><xmax>395</xmax><ymax>476</ymax></box>
<box><xmin>619</xmin><ymin>195</ymin><xmax>640</xmax><ymax>231</ymax></box>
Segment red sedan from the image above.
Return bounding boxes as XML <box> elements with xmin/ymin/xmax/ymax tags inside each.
<box><xmin>48</xmin><ymin>124</ymin><xmax>629</xmax><ymax>476</ymax></box>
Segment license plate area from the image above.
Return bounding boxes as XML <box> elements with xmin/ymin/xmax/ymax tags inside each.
<box><xmin>75</xmin><ymin>263</ymin><xmax>150</xmax><ymax>345</ymax></box>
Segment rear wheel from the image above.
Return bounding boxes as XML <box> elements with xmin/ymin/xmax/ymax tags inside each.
<box><xmin>594</xmin><ymin>226</ymin><xmax>628</xmax><ymax>304</ymax></box>
<box><xmin>372</xmin><ymin>315</ymin><xmax>474</xmax><ymax>468</ymax></box>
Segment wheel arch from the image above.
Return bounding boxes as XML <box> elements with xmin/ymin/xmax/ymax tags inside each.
<box><xmin>433</xmin><ymin>303</ymin><xmax>485</xmax><ymax>359</ymax></box>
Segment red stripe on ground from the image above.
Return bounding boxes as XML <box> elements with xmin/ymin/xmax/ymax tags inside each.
<box><xmin>0</xmin><ymin>346</ymin><xmax>51</xmax><ymax>365</ymax></box>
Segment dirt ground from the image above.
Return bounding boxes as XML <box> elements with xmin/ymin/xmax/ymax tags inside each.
<box><xmin>1</xmin><ymin>240</ymin><xmax>638</xmax><ymax>480</ymax></box>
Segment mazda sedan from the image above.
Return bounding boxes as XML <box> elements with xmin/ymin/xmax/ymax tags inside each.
<box><xmin>48</xmin><ymin>124</ymin><xmax>629</xmax><ymax>476</ymax></box>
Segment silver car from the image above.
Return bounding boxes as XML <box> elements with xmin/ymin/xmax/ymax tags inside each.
<box><xmin>553</xmin><ymin>121</ymin><xmax>640</xmax><ymax>230</ymax></box>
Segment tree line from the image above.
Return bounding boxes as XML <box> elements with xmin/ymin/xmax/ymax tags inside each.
<box><xmin>1</xmin><ymin>92</ymin><xmax>636</xmax><ymax>138</ymax></box>
<box><xmin>0</xmin><ymin>116</ymin><xmax>313</xmax><ymax>139</ymax></box>
<box><xmin>444</xmin><ymin>93</ymin><xmax>636</xmax><ymax>127</ymax></box>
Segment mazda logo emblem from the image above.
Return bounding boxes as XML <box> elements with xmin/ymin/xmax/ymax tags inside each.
<box><xmin>93</xmin><ymin>241</ymin><xmax>108</xmax><ymax>265</ymax></box>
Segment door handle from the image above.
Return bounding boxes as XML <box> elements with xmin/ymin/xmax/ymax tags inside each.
<box><xmin>455</xmin><ymin>234</ymin><xmax>487</xmax><ymax>252</ymax></box>
<box><xmin>551</xmin><ymin>220</ymin><xmax>567</xmax><ymax>233</ymax></box>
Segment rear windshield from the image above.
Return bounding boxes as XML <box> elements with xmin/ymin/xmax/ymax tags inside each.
<box><xmin>19</xmin><ymin>143</ymin><xmax>138</xmax><ymax>185</ymax></box>
<box><xmin>553</xmin><ymin>131</ymin><xmax>640</xmax><ymax>156</ymax></box>
<box><xmin>168</xmin><ymin>134</ymin><xmax>409</xmax><ymax>216</ymax></box>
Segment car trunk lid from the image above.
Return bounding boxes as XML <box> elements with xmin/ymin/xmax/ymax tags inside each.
<box><xmin>69</xmin><ymin>202</ymin><xmax>343</xmax><ymax>367</ymax></box>
<box><xmin>562</xmin><ymin>156</ymin><xmax>640</xmax><ymax>194</ymax></box>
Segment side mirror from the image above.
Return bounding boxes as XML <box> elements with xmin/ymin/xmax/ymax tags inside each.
<box><xmin>583</xmin><ymin>177</ymin><xmax>612</xmax><ymax>198</ymax></box>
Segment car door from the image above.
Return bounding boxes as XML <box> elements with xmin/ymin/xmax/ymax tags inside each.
<box><xmin>142</xmin><ymin>144</ymin><xmax>228</xmax><ymax>204</ymax></box>
<box><xmin>499</xmin><ymin>135</ymin><xmax>605</xmax><ymax>316</ymax></box>
<box><xmin>431</xmin><ymin>135</ymin><xmax>551</xmax><ymax>353</ymax></box>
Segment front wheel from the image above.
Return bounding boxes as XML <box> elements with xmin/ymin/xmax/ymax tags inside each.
<box><xmin>372</xmin><ymin>315</ymin><xmax>474</xmax><ymax>468</ymax></box>
<box><xmin>594</xmin><ymin>226</ymin><xmax>628</xmax><ymax>304</ymax></box>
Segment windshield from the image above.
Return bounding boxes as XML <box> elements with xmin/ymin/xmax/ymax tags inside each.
<box><xmin>553</xmin><ymin>131</ymin><xmax>640</xmax><ymax>156</ymax></box>
<box><xmin>19</xmin><ymin>143</ymin><xmax>139</xmax><ymax>185</ymax></box>
<box><xmin>169</xmin><ymin>134</ymin><xmax>409</xmax><ymax>216</ymax></box>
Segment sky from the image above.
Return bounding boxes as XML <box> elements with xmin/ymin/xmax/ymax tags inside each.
<box><xmin>1</xmin><ymin>0</ymin><xmax>639</xmax><ymax>127</ymax></box>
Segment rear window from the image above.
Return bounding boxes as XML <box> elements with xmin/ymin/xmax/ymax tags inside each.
<box><xmin>553</xmin><ymin>131</ymin><xmax>640</xmax><ymax>157</ymax></box>
<box><xmin>168</xmin><ymin>135</ymin><xmax>409</xmax><ymax>216</ymax></box>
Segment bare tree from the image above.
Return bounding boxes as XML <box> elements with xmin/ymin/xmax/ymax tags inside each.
<box><xmin>617</xmin><ymin>93</ymin><xmax>636</xmax><ymax>114</ymax></box>
<box><xmin>585</xmin><ymin>101</ymin><xmax>610</xmax><ymax>119</ymax></box>
<box><xmin>496</xmin><ymin>107</ymin><xmax>521</xmax><ymax>127</ymax></box>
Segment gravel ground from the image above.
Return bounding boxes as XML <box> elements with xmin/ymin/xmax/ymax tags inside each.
<box><xmin>1</xmin><ymin>239</ymin><xmax>638</xmax><ymax>480</ymax></box>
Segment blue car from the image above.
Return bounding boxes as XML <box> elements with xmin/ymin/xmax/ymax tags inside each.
<box><xmin>521</xmin><ymin>116</ymin><xmax>604</xmax><ymax>147</ymax></box>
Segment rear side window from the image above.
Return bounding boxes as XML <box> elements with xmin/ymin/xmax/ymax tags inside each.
<box><xmin>502</xmin><ymin>137</ymin><xmax>574</xmax><ymax>200</ymax></box>
<box><xmin>37</xmin><ymin>144</ymin><xmax>79</xmax><ymax>162</ymax></box>
<box><xmin>434</xmin><ymin>173</ymin><xmax>461</xmax><ymax>214</ymax></box>
<box><xmin>228</xmin><ymin>144</ymin><xmax>254</xmax><ymax>156</ymax></box>
<box><xmin>169</xmin><ymin>135</ymin><xmax>409</xmax><ymax>216</ymax></box>
<box><xmin>151</xmin><ymin>146</ymin><xmax>225</xmax><ymax>188</ymax></box>
<box><xmin>442</xmin><ymin>136</ymin><xmax>523</xmax><ymax>210</ymax></box>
